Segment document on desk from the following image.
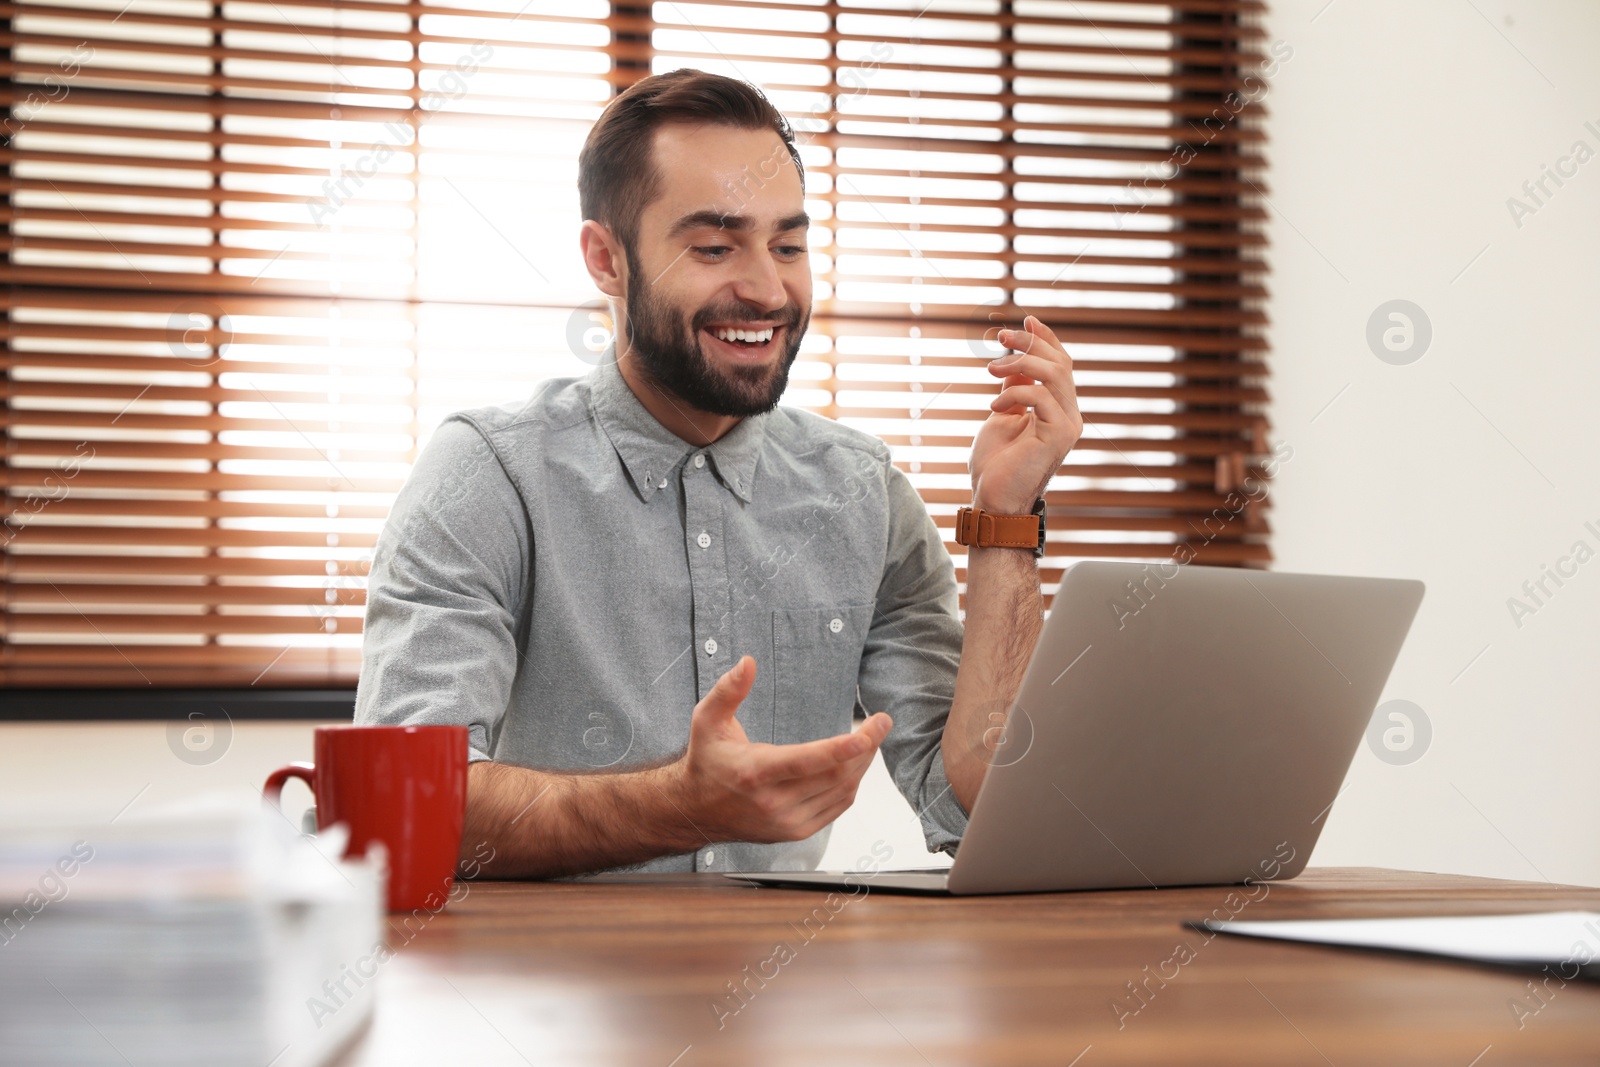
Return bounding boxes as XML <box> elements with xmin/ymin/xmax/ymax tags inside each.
<box><xmin>1193</xmin><ymin>911</ymin><xmax>1600</xmax><ymax>978</ymax></box>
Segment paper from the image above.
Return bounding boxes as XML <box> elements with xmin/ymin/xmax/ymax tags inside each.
<box><xmin>0</xmin><ymin>795</ymin><xmax>384</xmax><ymax>1067</ymax></box>
<box><xmin>1196</xmin><ymin>911</ymin><xmax>1600</xmax><ymax>977</ymax></box>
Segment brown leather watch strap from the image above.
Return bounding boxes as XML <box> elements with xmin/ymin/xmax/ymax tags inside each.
<box><xmin>954</xmin><ymin>506</ymin><xmax>1042</xmax><ymax>550</ymax></box>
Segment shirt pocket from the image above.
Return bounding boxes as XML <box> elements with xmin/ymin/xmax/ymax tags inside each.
<box><xmin>771</xmin><ymin>603</ymin><xmax>875</xmax><ymax>746</ymax></box>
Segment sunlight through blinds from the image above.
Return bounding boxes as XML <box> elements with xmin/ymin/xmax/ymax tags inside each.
<box><xmin>0</xmin><ymin>0</ymin><xmax>1271</xmax><ymax>687</ymax></box>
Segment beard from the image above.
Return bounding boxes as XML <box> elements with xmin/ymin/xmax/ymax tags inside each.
<box><xmin>620</xmin><ymin>246</ymin><xmax>808</xmax><ymax>418</ymax></box>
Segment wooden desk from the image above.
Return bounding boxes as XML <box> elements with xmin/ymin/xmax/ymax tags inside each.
<box><xmin>334</xmin><ymin>868</ymin><xmax>1600</xmax><ymax>1066</ymax></box>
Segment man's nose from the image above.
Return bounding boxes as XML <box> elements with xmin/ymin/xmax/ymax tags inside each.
<box><xmin>731</xmin><ymin>248</ymin><xmax>787</xmax><ymax>314</ymax></box>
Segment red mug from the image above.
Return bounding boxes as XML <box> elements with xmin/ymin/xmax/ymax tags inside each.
<box><xmin>264</xmin><ymin>724</ymin><xmax>468</xmax><ymax>912</ymax></box>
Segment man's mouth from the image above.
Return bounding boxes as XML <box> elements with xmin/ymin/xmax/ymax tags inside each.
<box><xmin>701</xmin><ymin>323</ymin><xmax>784</xmax><ymax>361</ymax></box>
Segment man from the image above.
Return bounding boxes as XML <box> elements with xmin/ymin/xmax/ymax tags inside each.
<box><xmin>354</xmin><ymin>69</ymin><xmax>1082</xmax><ymax>878</ymax></box>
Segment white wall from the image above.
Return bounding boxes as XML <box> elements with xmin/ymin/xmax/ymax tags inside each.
<box><xmin>6</xmin><ymin>0</ymin><xmax>1597</xmax><ymax>886</ymax></box>
<box><xmin>1256</xmin><ymin>0</ymin><xmax>1600</xmax><ymax>886</ymax></box>
<box><xmin>0</xmin><ymin>722</ymin><xmax>321</xmax><ymax>825</ymax></box>
<box><xmin>836</xmin><ymin>0</ymin><xmax>1600</xmax><ymax>883</ymax></box>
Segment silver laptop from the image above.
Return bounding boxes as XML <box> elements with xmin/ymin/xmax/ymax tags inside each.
<box><xmin>734</xmin><ymin>561</ymin><xmax>1424</xmax><ymax>896</ymax></box>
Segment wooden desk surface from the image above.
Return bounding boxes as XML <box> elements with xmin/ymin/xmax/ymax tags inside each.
<box><xmin>334</xmin><ymin>867</ymin><xmax>1600</xmax><ymax>1066</ymax></box>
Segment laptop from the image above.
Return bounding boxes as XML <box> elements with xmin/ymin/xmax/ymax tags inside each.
<box><xmin>734</xmin><ymin>561</ymin><xmax>1424</xmax><ymax>895</ymax></box>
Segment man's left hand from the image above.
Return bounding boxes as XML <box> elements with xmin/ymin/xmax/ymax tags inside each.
<box><xmin>968</xmin><ymin>314</ymin><xmax>1083</xmax><ymax>514</ymax></box>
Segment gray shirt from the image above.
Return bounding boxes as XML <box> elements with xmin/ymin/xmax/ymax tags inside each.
<box><xmin>354</xmin><ymin>352</ymin><xmax>970</xmax><ymax>872</ymax></box>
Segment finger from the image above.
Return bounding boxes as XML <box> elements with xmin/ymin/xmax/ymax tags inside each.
<box><xmin>836</xmin><ymin>712</ymin><xmax>892</xmax><ymax>767</ymax></box>
<box><xmin>997</xmin><ymin>320</ymin><xmax>1054</xmax><ymax>359</ymax></box>
<box><xmin>755</xmin><ymin>734</ymin><xmax>862</xmax><ymax>781</ymax></box>
<box><xmin>758</xmin><ymin>714</ymin><xmax>891</xmax><ymax>782</ymax></box>
<box><xmin>791</xmin><ymin>757</ymin><xmax>870</xmax><ymax>816</ymax></box>
<box><xmin>792</xmin><ymin>719</ymin><xmax>888</xmax><ymax>801</ymax></box>
<box><xmin>993</xmin><ymin>370</ymin><xmax>1037</xmax><ymax>392</ymax></box>
<box><xmin>997</xmin><ymin>325</ymin><xmax>1064</xmax><ymax>364</ymax></box>
<box><xmin>1025</xmin><ymin>314</ymin><xmax>1067</xmax><ymax>353</ymax></box>
<box><xmin>991</xmin><ymin>382</ymin><xmax>1066</xmax><ymax>422</ymax></box>
<box><xmin>796</xmin><ymin>782</ymin><xmax>864</xmax><ymax>834</ymax></box>
<box><xmin>691</xmin><ymin>654</ymin><xmax>755</xmax><ymax>731</ymax></box>
<box><xmin>998</xmin><ymin>324</ymin><xmax>1041</xmax><ymax>357</ymax></box>
<box><xmin>996</xmin><ymin>317</ymin><xmax>1039</xmax><ymax>355</ymax></box>
<box><xmin>808</xmin><ymin>733</ymin><xmax>882</xmax><ymax>794</ymax></box>
<box><xmin>855</xmin><ymin>711</ymin><xmax>892</xmax><ymax>746</ymax></box>
<box><xmin>985</xmin><ymin>353</ymin><xmax>1067</xmax><ymax>387</ymax></box>
<box><xmin>990</xmin><ymin>353</ymin><xmax>1082</xmax><ymax>427</ymax></box>
<box><xmin>833</xmin><ymin>741</ymin><xmax>882</xmax><ymax>789</ymax></box>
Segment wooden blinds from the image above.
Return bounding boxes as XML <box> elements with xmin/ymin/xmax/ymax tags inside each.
<box><xmin>0</xmin><ymin>0</ymin><xmax>1270</xmax><ymax>689</ymax></box>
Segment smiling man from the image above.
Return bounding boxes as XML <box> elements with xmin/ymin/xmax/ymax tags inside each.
<box><xmin>354</xmin><ymin>69</ymin><xmax>1083</xmax><ymax>878</ymax></box>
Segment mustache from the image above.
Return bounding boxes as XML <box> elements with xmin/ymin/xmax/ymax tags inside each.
<box><xmin>690</xmin><ymin>302</ymin><xmax>802</xmax><ymax>332</ymax></box>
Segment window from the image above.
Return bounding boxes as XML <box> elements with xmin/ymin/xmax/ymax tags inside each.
<box><xmin>0</xmin><ymin>0</ymin><xmax>1269</xmax><ymax>690</ymax></box>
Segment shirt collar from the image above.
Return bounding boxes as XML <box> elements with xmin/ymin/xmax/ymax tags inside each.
<box><xmin>588</xmin><ymin>350</ymin><xmax>766</xmax><ymax>504</ymax></box>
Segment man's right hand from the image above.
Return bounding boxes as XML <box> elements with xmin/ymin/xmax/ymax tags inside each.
<box><xmin>460</xmin><ymin>653</ymin><xmax>890</xmax><ymax>879</ymax></box>
<box><xmin>672</xmin><ymin>654</ymin><xmax>891</xmax><ymax>844</ymax></box>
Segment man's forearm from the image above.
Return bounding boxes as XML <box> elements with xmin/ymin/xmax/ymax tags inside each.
<box><xmin>461</xmin><ymin>759</ymin><xmax>709</xmax><ymax>880</ymax></box>
<box><xmin>942</xmin><ymin>542</ymin><xmax>1043</xmax><ymax>813</ymax></box>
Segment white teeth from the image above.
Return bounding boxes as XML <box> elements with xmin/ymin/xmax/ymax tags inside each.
<box><xmin>713</xmin><ymin>327</ymin><xmax>774</xmax><ymax>344</ymax></box>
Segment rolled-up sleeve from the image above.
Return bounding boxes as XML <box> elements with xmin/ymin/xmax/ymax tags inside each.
<box><xmin>354</xmin><ymin>416</ymin><xmax>529</xmax><ymax>762</ymax></box>
<box><xmin>856</xmin><ymin>457</ymin><xmax>969</xmax><ymax>855</ymax></box>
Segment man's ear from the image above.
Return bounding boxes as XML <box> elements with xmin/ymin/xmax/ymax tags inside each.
<box><xmin>579</xmin><ymin>219</ymin><xmax>627</xmax><ymax>299</ymax></box>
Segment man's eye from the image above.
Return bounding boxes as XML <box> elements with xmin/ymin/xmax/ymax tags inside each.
<box><xmin>775</xmin><ymin>246</ymin><xmax>806</xmax><ymax>257</ymax></box>
<box><xmin>695</xmin><ymin>246</ymin><xmax>731</xmax><ymax>258</ymax></box>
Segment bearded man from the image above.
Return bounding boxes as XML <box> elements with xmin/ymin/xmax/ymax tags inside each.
<box><xmin>355</xmin><ymin>69</ymin><xmax>1083</xmax><ymax>878</ymax></box>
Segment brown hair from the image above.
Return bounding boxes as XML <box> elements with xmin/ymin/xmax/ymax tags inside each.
<box><xmin>577</xmin><ymin>68</ymin><xmax>803</xmax><ymax>255</ymax></box>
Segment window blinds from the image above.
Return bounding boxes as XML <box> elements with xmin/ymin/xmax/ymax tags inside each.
<box><xmin>0</xmin><ymin>0</ymin><xmax>1269</xmax><ymax>688</ymax></box>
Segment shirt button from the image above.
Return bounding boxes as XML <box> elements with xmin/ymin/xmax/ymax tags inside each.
<box><xmin>829</xmin><ymin>617</ymin><xmax>843</xmax><ymax>634</ymax></box>
<box><xmin>693</xmin><ymin>453</ymin><xmax>706</xmax><ymax>469</ymax></box>
<box><xmin>704</xmin><ymin>637</ymin><xmax>718</xmax><ymax>655</ymax></box>
<box><xmin>657</xmin><ymin>478</ymin><xmax>667</xmax><ymax>489</ymax></box>
<box><xmin>704</xmin><ymin>849</ymin><xmax>716</xmax><ymax>866</ymax></box>
<box><xmin>697</xmin><ymin>531</ymin><xmax>711</xmax><ymax>549</ymax></box>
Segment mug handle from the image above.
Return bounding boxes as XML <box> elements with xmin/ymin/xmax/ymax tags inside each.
<box><xmin>263</xmin><ymin>762</ymin><xmax>317</xmax><ymax>813</ymax></box>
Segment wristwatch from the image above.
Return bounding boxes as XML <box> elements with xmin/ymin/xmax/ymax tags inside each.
<box><xmin>954</xmin><ymin>497</ymin><xmax>1047</xmax><ymax>558</ymax></box>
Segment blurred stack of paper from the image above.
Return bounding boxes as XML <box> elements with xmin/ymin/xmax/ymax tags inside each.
<box><xmin>0</xmin><ymin>797</ymin><xmax>384</xmax><ymax>1067</ymax></box>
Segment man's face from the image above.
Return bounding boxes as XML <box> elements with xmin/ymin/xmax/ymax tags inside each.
<box><xmin>619</xmin><ymin>122</ymin><xmax>811</xmax><ymax>417</ymax></box>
